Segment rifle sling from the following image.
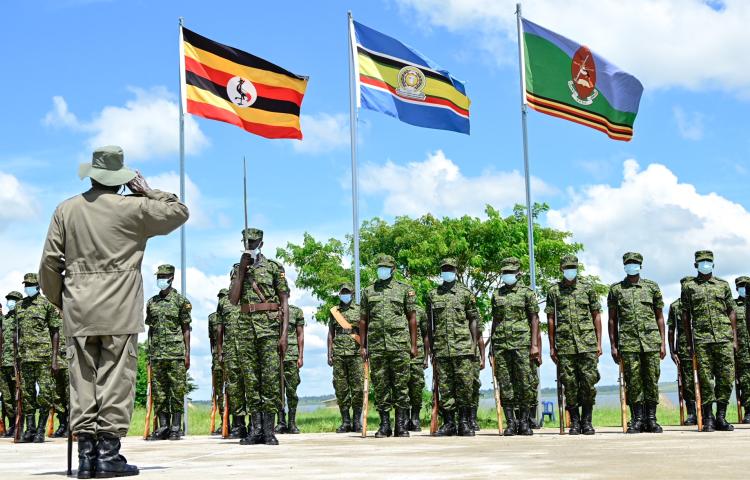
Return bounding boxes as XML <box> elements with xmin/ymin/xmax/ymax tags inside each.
<box><xmin>330</xmin><ymin>306</ymin><xmax>361</xmax><ymax>346</ymax></box>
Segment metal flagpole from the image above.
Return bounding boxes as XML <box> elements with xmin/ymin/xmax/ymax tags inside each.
<box><xmin>347</xmin><ymin>11</ymin><xmax>361</xmax><ymax>303</ymax></box>
<box><xmin>178</xmin><ymin>16</ymin><xmax>189</xmax><ymax>436</ymax></box>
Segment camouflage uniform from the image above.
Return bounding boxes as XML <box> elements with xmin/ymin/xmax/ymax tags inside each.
<box><xmin>51</xmin><ymin>330</ymin><xmax>70</xmax><ymax>436</ymax></box>
<box><xmin>1</xmin><ymin>292</ymin><xmax>22</xmax><ymax>429</ymax></box>
<box><xmin>406</xmin><ymin>306</ymin><xmax>427</xmax><ymax>429</ymax></box>
<box><xmin>426</xmin><ymin>258</ymin><xmax>481</xmax><ymax>436</ymax></box>
<box><xmin>733</xmin><ymin>277</ymin><xmax>750</xmax><ymax>421</ymax></box>
<box><xmin>681</xmin><ymin>250</ymin><xmax>736</xmax><ymax>431</ymax></box>
<box><xmin>217</xmin><ymin>288</ymin><xmax>249</xmax><ymax>419</ymax></box>
<box><xmin>208</xmin><ymin>289</ymin><xmax>228</xmax><ymax>433</ymax></box>
<box><xmin>328</xmin><ymin>291</ymin><xmax>363</xmax><ymax>431</ymax></box>
<box><xmin>276</xmin><ymin>304</ymin><xmax>304</xmax><ymax>433</ymax></box>
<box><xmin>668</xmin><ymin>296</ymin><xmax>695</xmax><ymax>403</ymax></box>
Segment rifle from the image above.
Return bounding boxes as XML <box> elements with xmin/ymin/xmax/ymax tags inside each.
<box><xmin>142</xmin><ymin>363</ymin><xmax>153</xmax><ymax>440</ymax></box>
<box><xmin>685</xmin><ymin>313</ymin><xmax>703</xmax><ymax>431</ymax></box>
<box><xmin>361</xmin><ymin>360</ymin><xmax>370</xmax><ymax>437</ymax></box>
<box><xmin>617</xmin><ymin>360</ymin><xmax>627</xmax><ymax>433</ymax></box>
<box><xmin>488</xmin><ymin>341</ymin><xmax>503</xmax><ymax>435</ymax></box>
<box><xmin>0</xmin><ymin>406</ymin><xmax>5</xmax><ymax>436</ymax></box>
<box><xmin>67</xmin><ymin>409</ymin><xmax>72</xmax><ymax>476</ymax></box>
<box><xmin>47</xmin><ymin>407</ymin><xmax>55</xmax><ymax>437</ymax></box>
<box><xmin>428</xmin><ymin>303</ymin><xmax>439</xmax><ymax>435</ymax></box>
<box><xmin>221</xmin><ymin>363</ymin><xmax>229</xmax><ymax>438</ymax></box>
<box><xmin>209</xmin><ymin>370</ymin><xmax>217</xmax><ymax>433</ymax></box>
<box><xmin>553</xmin><ymin>297</ymin><xmax>566</xmax><ymax>435</ymax></box>
<box><xmin>676</xmin><ymin>357</ymin><xmax>685</xmax><ymax>425</ymax></box>
<box><xmin>735</xmin><ymin>358</ymin><xmax>743</xmax><ymax>423</ymax></box>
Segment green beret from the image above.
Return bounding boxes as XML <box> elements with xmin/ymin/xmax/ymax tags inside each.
<box><xmin>560</xmin><ymin>255</ymin><xmax>579</xmax><ymax>268</ymax></box>
<box><xmin>501</xmin><ymin>257</ymin><xmax>521</xmax><ymax>273</ymax></box>
<box><xmin>440</xmin><ymin>258</ymin><xmax>457</xmax><ymax>269</ymax></box>
<box><xmin>623</xmin><ymin>252</ymin><xmax>643</xmax><ymax>264</ymax></box>
<box><xmin>339</xmin><ymin>282</ymin><xmax>354</xmax><ymax>293</ymax></box>
<box><xmin>218</xmin><ymin>288</ymin><xmax>229</xmax><ymax>297</ymax></box>
<box><xmin>375</xmin><ymin>254</ymin><xmax>395</xmax><ymax>268</ymax></box>
<box><xmin>695</xmin><ymin>250</ymin><xmax>714</xmax><ymax>262</ymax></box>
<box><xmin>156</xmin><ymin>264</ymin><xmax>175</xmax><ymax>275</ymax></box>
<box><xmin>243</xmin><ymin>228</ymin><xmax>264</xmax><ymax>243</ymax></box>
<box><xmin>680</xmin><ymin>276</ymin><xmax>694</xmax><ymax>285</ymax></box>
<box><xmin>23</xmin><ymin>273</ymin><xmax>38</xmax><ymax>284</ymax></box>
<box><xmin>5</xmin><ymin>291</ymin><xmax>23</xmax><ymax>300</ymax></box>
<box><xmin>735</xmin><ymin>276</ymin><xmax>750</xmax><ymax>287</ymax></box>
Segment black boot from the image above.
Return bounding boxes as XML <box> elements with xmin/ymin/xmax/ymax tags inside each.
<box><xmin>394</xmin><ymin>408</ymin><xmax>410</xmax><ymax>437</ymax></box>
<box><xmin>262</xmin><ymin>412</ymin><xmax>279</xmax><ymax>445</ymax></box>
<box><xmin>517</xmin><ymin>408</ymin><xmax>533</xmax><ymax>436</ymax></box>
<box><xmin>274</xmin><ymin>409</ymin><xmax>287</xmax><ymax>434</ymax></box>
<box><xmin>352</xmin><ymin>406</ymin><xmax>363</xmax><ymax>433</ymax></box>
<box><xmin>287</xmin><ymin>409</ymin><xmax>300</xmax><ymax>434</ymax></box>
<box><xmin>715</xmin><ymin>402</ymin><xmax>734</xmax><ymax>431</ymax></box>
<box><xmin>21</xmin><ymin>413</ymin><xmax>36</xmax><ymax>443</ymax></box>
<box><xmin>375</xmin><ymin>410</ymin><xmax>392</xmax><ymax>438</ymax></box>
<box><xmin>458</xmin><ymin>407</ymin><xmax>475</xmax><ymax>437</ymax></box>
<box><xmin>95</xmin><ymin>432</ymin><xmax>138</xmax><ymax>477</ymax></box>
<box><xmin>76</xmin><ymin>433</ymin><xmax>97</xmax><ymax>479</ymax></box>
<box><xmin>336</xmin><ymin>408</ymin><xmax>352</xmax><ymax>433</ymax></box>
<box><xmin>409</xmin><ymin>406</ymin><xmax>422</xmax><ymax>431</ymax></box>
<box><xmin>471</xmin><ymin>406</ymin><xmax>480</xmax><ymax>431</ymax></box>
<box><xmin>645</xmin><ymin>403</ymin><xmax>663</xmax><ymax>433</ymax></box>
<box><xmin>436</xmin><ymin>411</ymin><xmax>456</xmax><ymax>436</ymax></box>
<box><xmin>743</xmin><ymin>407</ymin><xmax>750</xmax><ymax>424</ymax></box>
<box><xmin>5</xmin><ymin>416</ymin><xmax>15</xmax><ymax>438</ymax></box>
<box><xmin>169</xmin><ymin>413</ymin><xmax>182</xmax><ymax>440</ymax></box>
<box><xmin>580</xmin><ymin>404</ymin><xmax>595</xmax><ymax>435</ymax></box>
<box><xmin>684</xmin><ymin>401</ymin><xmax>697</xmax><ymax>426</ymax></box>
<box><xmin>34</xmin><ymin>410</ymin><xmax>49</xmax><ymax>443</ymax></box>
<box><xmin>240</xmin><ymin>413</ymin><xmax>263</xmax><ymax>445</ymax></box>
<box><xmin>529</xmin><ymin>405</ymin><xmax>540</xmax><ymax>429</ymax></box>
<box><xmin>702</xmin><ymin>403</ymin><xmax>715</xmax><ymax>432</ymax></box>
<box><xmin>231</xmin><ymin>415</ymin><xmax>246</xmax><ymax>439</ymax></box>
<box><xmin>568</xmin><ymin>406</ymin><xmax>581</xmax><ymax>435</ymax></box>
<box><xmin>627</xmin><ymin>404</ymin><xmax>644</xmax><ymax>433</ymax></box>
<box><xmin>502</xmin><ymin>407</ymin><xmax>516</xmax><ymax>436</ymax></box>
<box><xmin>53</xmin><ymin>411</ymin><xmax>69</xmax><ymax>438</ymax></box>
<box><xmin>151</xmin><ymin>412</ymin><xmax>170</xmax><ymax>440</ymax></box>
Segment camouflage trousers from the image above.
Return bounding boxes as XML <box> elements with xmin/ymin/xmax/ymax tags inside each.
<box><xmin>558</xmin><ymin>353</ymin><xmax>600</xmax><ymax>407</ymax></box>
<box><xmin>435</xmin><ymin>355</ymin><xmax>475</xmax><ymax>413</ymax></box>
<box><xmin>695</xmin><ymin>342</ymin><xmax>734</xmax><ymax>405</ymax></box>
<box><xmin>332</xmin><ymin>355</ymin><xmax>363</xmax><ymax>409</ymax></box>
<box><xmin>282</xmin><ymin>360</ymin><xmax>300</xmax><ymax>410</ymax></box>
<box><xmin>407</xmin><ymin>358</ymin><xmax>425</xmax><ymax>408</ymax></box>
<box><xmin>225</xmin><ymin>353</ymin><xmax>251</xmax><ymax>417</ymax></box>
<box><xmin>530</xmin><ymin>360</ymin><xmax>540</xmax><ymax>404</ymax></box>
<box><xmin>622</xmin><ymin>351</ymin><xmax>660</xmax><ymax>405</ymax></box>
<box><xmin>677</xmin><ymin>354</ymin><xmax>696</xmax><ymax>403</ymax></box>
<box><xmin>246</xmin><ymin>335</ymin><xmax>281</xmax><ymax>414</ymax></box>
<box><xmin>369</xmin><ymin>350</ymin><xmax>410</xmax><ymax>411</ymax></box>
<box><xmin>1</xmin><ymin>366</ymin><xmax>15</xmax><ymax>418</ymax></box>
<box><xmin>151</xmin><ymin>359</ymin><xmax>186</xmax><ymax>414</ymax></box>
<box><xmin>20</xmin><ymin>361</ymin><xmax>55</xmax><ymax>415</ymax></box>
<box><xmin>472</xmin><ymin>357</ymin><xmax>481</xmax><ymax>408</ymax></box>
<box><xmin>211</xmin><ymin>357</ymin><xmax>224</xmax><ymax>418</ymax></box>
<box><xmin>737</xmin><ymin>360</ymin><xmax>750</xmax><ymax>407</ymax></box>
<box><xmin>52</xmin><ymin>367</ymin><xmax>69</xmax><ymax>413</ymax></box>
<box><xmin>493</xmin><ymin>349</ymin><xmax>535</xmax><ymax>408</ymax></box>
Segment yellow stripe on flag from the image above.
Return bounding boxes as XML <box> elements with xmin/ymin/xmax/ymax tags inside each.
<box><xmin>186</xmin><ymin>85</ymin><xmax>302</xmax><ymax>128</ymax></box>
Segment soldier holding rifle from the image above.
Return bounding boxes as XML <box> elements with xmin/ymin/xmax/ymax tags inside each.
<box><xmin>668</xmin><ymin>276</ymin><xmax>698</xmax><ymax>425</ymax></box>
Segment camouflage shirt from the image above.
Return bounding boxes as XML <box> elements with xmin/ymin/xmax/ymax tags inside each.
<box><xmin>145</xmin><ymin>288</ymin><xmax>192</xmax><ymax>360</ymax></box>
<box><xmin>735</xmin><ymin>297</ymin><xmax>749</xmax><ymax>361</ymax></box>
<box><xmin>491</xmin><ymin>283</ymin><xmax>539</xmax><ymax>352</ymax></box>
<box><xmin>208</xmin><ymin>311</ymin><xmax>220</xmax><ymax>358</ymax></box>
<box><xmin>412</xmin><ymin>306</ymin><xmax>428</xmax><ymax>362</ymax></box>
<box><xmin>667</xmin><ymin>298</ymin><xmax>689</xmax><ymax>356</ymax></box>
<box><xmin>57</xmin><ymin>331</ymin><xmax>68</xmax><ymax>369</ymax></box>
<box><xmin>1</xmin><ymin>311</ymin><xmax>16</xmax><ymax>368</ymax></box>
<box><xmin>329</xmin><ymin>302</ymin><xmax>361</xmax><ymax>357</ymax></box>
<box><xmin>16</xmin><ymin>294</ymin><xmax>62</xmax><ymax>362</ymax></box>
<box><xmin>607</xmin><ymin>277</ymin><xmax>664</xmax><ymax>353</ymax></box>
<box><xmin>545</xmin><ymin>281</ymin><xmax>601</xmax><ymax>355</ymax></box>
<box><xmin>426</xmin><ymin>281</ymin><xmax>480</xmax><ymax>359</ymax></box>
<box><xmin>217</xmin><ymin>294</ymin><xmax>246</xmax><ymax>360</ymax></box>
<box><xmin>681</xmin><ymin>276</ymin><xmax>734</xmax><ymax>345</ymax></box>
<box><xmin>285</xmin><ymin>305</ymin><xmax>306</xmax><ymax>361</ymax></box>
<box><xmin>232</xmin><ymin>254</ymin><xmax>290</xmax><ymax>339</ymax></box>
<box><xmin>361</xmin><ymin>277</ymin><xmax>417</xmax><ymax>353</ymax></box>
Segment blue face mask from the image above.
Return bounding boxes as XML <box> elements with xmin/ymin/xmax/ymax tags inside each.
<box><xmin>563</xmin><ymin>269</ymin><xmax>578</xmax><ymax>281</ymax></box>
<box><xmin>339</xmin><ymin>294</ymin><xmax>352</xmax><ymax>304</ymax></box>
<box><xmin>441</xmin><ymin>271</ymin><xmax>456</xmax><ymax>283</ymax></box>
<box><xmin>6</xmin><ymin>300</ymin><xmax>16</xmax><ymax>311</ymax></box>
<box><xmin>501</xmin><ymin>273</ymin><xmax>518</xmax><ymax>285</ymax></box>
<box><xmin>25</xmin><ymin>286</ymin><xmax>39</xmax><ymax>297</ymax></box>
<box><xmin>624</xmin><ymin>263</ymin><xmax>641</xmax><ymax>276</ymax></box>
<box><xmin>157</xmin><ymin>278</ymin><xmax>171</xmax><ymax>291</ymax></box>
<box><xmin>739</xmin><ymin>287</ymin><xmax>746</xmax><ymax>298</ymax></box>
<box><xmin>697</xmin><ymin>261</ymin><xmax>713</xmax><ymax>275</ymax></box>
<box><xmin>377</xmin><ymin>267</ymin><xmax>392</xmax><ymax>281</ymax></box>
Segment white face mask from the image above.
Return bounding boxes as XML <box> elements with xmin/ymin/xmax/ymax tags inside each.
<box><xmin>697</xmin><ymin>261</ymin><xmax>713</xmax><ymax>275</ymax></box>
<box><xmin>624</xmin><ymin>263</ymin><xmax>641</xmax><ymax>276</ymax></box>
<box><xmin>739</xmin><ymin>287</ymin><xmax>746</xmax><ymax>298</ymax></box>
<box><xmin>440</xmin><ymin>271</ymin><xmax>456</xmax><ymax>283</ymax></box>
<box><xmin>6</xmin><ymin>300</ymin><xmax>16</xmax><ymax>311</ymax></box>
<box><xmin>25</xmin><ymin>286</ymin><xmax>39</xmax><ymax>297</ymax></box>
<box><xmin>339</xmin><ymin>294</ymin><xmax>352</xmax><ymax>304</ymax></box>
<box><xmin>563</xmin><ymin>269</ymin><xmax>578</xmax><ymax>281</ymax></box>
<box><xmin>501</xmin><ymin>273</ymin><xmax>518</xmax><ymax>285</ymax></box>
<box><xmin>377</xmin><ymin>267</ymin><xmax>392</xmax><ymax>281</ymax></box>
<box><xmin>157</xmin><ymin>278</ymin><xmax>171</xmax><ymax>291</ymax></box>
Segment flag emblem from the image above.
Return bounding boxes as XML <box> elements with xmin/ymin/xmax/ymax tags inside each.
<box><xmin>227</xmin><ymin>77</ymin><xmax>257</xmax><ymax>108</ymax></box>
<box><xmin>568</xmin><ymin>46</ymin><xmax>598</xmax><ymax>105</ymax></box>
<box><xmin>396</xmin><ymin>66</ymin><xmax>426</xmax><ymax>100</ymax></box>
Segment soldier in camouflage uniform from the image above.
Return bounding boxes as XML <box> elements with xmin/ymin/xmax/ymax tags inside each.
<box><xmin>145</xmin><ymin>264</ymin><xmax>192</xmax><ymax>441</ymax></box>
<box><xmin>208</xmin><ymin>289</ymin><xmax>227</xmax><ymax>435</ymax></box>
<box><xmin>668</xmin><ymin>276</ymin><xmax>697</xmax><ymax>425</ymax></box>
<box><xmin>681</xmin><ymin>250</ymin><xmax>737</xmax><ymax>432</ymax></box>
<box><xmin>426</xmin><ymin>258</ymin><xmax>483</xmax><ymax>437</ymax></box>
<box><xmin>360</xmin><ymin>254</ymin><xmax>418</xmax><ymax>438</ymax></box>
<box><xmin>607</xmin><ymin>252</ymin><xmax>666</xmax><ymax>434</ymax></box>
<box><xmin>228</xmin><ymin>227</ymin><xmax>290</xmax><ymax>446</ymax></box>
<box><xmin>16</xmin><ymin>273</ymin><xmax>62</xmax><ymax>443</ymax></box>
<box><xmin>275</xmin><ymin>304</ymin><xmax>305</xmax><ymax>434</ymax></box>
<box><xmin>733</xmin><ymin>276</ymin><xmax>750</xmax><ymax>423</ymax></box>
<box><xmin>406</xmin><ymin>306</ymin><xmax>428</xmax><ymax>431</ymax></box>
<box><xmin>51</xmin><ymin>327</ymin><xmax>69</xmax><ymax>437</ymax></box>
<box><xmin>546</xmin><ymin>255</ymin><xmax>602</xmax><ymax>435</ymax></box>
<box><xmin>490</xmin><ymin>257</ymin><xmax>540</xmax><ymax>436</ymax></box>
<box><xmin>1</xmin><ymin>291</ymin><xmax>22</xmax><ymax>438</ymax></box>
<box><xmin>327</xmin><ymin>283</ymin><xmax>364</xmax><ymax>433</ymax></box>
<box><xmin>217</xmin><ymin>284</ymin><xmax>249</xmax><ymax>439</ymax></box>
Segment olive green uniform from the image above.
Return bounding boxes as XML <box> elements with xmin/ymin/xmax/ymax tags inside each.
<box><xmin>1</xmin><ymin>308</ymin><xmax>18</xmax><ymax>422</ymax></box>
<box><xmin>668</xmin><ymin>298</ymin><xmax>695</xmax><ymax>402</ymax></box>
<box><xmin>208</xmin><ymin>305</ymin><xmax>224</xmax><ymax>425</ymax></box>
<box><xmin>329</xmin><ymin>302</ymin><xmax>364</xmax><ymax>410</ymax></box>
<box><xmin>282</xmin><ymin>305</ymin><xmax>305</xmax><ymax>411</ymax></box>
<box><xmin>407</xmin><ymin>307</ymin><xmax>427</xmax><ymax>412</ymax></box>
<box><xmin>735</xmin><ymin>295</ymin><xmax>750</xmax><ymax>409</ymax></box>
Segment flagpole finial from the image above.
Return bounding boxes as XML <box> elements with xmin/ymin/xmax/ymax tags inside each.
<box><xmin>516</xmin><ymin>3</ymin><xmax>522</xmax><ymax>16</ymax></box>
<box><xmin>179</xmin><ymin>17</ymin><xmax>184</xmax><ymax>26</ymax></box>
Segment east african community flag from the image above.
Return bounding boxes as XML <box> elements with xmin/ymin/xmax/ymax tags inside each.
<box><xmin>181</xmin><ymin>27</ymin><xmax>308</xmax><ymax>139</ymax></box>
<box><xmin>522</xmin><ymin>19</ymin><xmax>643</xmax><ymax>141</ymax></box>
<box><xmin>351</xmin><ymin>20</ymin><xmax>470</xmax><ymax>134</ymax></box>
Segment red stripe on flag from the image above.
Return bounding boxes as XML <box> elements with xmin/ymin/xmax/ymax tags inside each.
<box><xmin>359</xmin><ymin>75</ymin><xmax>470</xmax><ymax>117</ymax></box>
<box><xmin>187</xmin><ymin>99</ymin><xmax>302</xmax><ymax>140</ymax></box>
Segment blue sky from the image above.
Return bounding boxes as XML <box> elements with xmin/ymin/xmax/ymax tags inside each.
<box><xmin>2</xmin><ymin>0</ymin><xmax>750</xmax><ymax>401</ymax></box>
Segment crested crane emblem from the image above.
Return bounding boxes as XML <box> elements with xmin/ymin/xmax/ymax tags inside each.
<box><xmin>227</xmin><ymin>76</ymin><xmax>257</xmax><ymax>108</ymax></box>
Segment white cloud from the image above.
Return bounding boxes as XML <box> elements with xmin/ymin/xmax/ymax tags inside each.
<box><xmin>293</xmin><ymin>113</ymin><xmax>349</xmax><ymax>154</ymax></box>
<box><xmin>0</xmin><ymin>172</ymin><xmax>38</xmax><ymax>227</ymax></box>
<box><xmin>397</xmin><ymin>0</ymin><xmax>750</xmax><ymax>95</ymax></box>
<box><xmin>146</xmin><ymin>172</ymin><xmax>212</xmax><ymax>229</ymax></box>
<box><xmin>43</xmin><ymin>87</ymin><xmax>209</xmax><ymax>160</ymax></box>
<box><xmin>360</xmin><ymin>149</ymin><xmax>555</xmax><ymax>217</ymax></box>
<box><xmin>673</xmin><ymin>106</ymin><xmax>705</xmax><ymax>140</ymax></box>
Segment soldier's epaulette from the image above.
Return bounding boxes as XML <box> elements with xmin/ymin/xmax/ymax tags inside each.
<box><xmin>267</xmin><ymin>258</ymin><xmax>284</xmax><ymax>269</ymax></box>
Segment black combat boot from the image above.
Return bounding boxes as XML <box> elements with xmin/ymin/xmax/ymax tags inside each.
<box><xmin>517</xmin><ymin>408</ymin><xmax>533</xmax><ymax>436</ymax></box>
<box><xmin>287</xmin><ymin>409</ymin><xmax>300</xmax><ymax>434</ymax></box>
<box><xmin>471</xmin><ymin>406</ymin><xmax>480</xmax><ymax>431</ymax></box>
<box><xmin>568</xmin><ymin>406</ymin><xmax>581</xmax><ymax>435</ymax></box>
<box><xmin>274</xmin><ymin>409</ymin><xmax>287</xmax><ymax>434</ymax></box>
<box><xmin>375</xmin><ymin>410</ymin><xmax>392</xmax><ymax>438</ymax></box>
<box><xmin>394</xmin><ymin>408</ymin><xmax>410</xmax><ymax>437</ymax></box>
<box><xmin>240</xmin><ymin>413</ymin><xmax>263</xmax><ymax>445</ymax></box>
<box><xmin>701</xmin><ymin>403</ymin><xmax>715</xmax><ymax>432</ymax></box>
<box><xmin>262</xmin><ymin>412</ymin><xmax>279</xmax><ymax>445</ymax></box>
<box><xmin>95</xmin><ymin>432</ymin><xmax>138</xmax><ymax>478</ymax></box>
<box><xmin>53</xmin><ymin>410</ymin><xmax>69</xmax><ymax>438</ymax></box>
<box><xmin>336</xmin><ymin>408</ymin><xmax>352</xmax><ymax>433</ymax></box>
<box><xmin>529</xmin><ymin>405</ymin><xmax>540</xmax><ymax>429</ymax></box>
<box><xmin>645</xmin><ymin>403</ymin><xmax>663</xmax><ymax>433</ymax></box>
<box><xmin>436</xmin><ymin>411</ymin><xmax>456</xmax><ymax>436</ymax></box>
<box><xmin>627</xmin><ymin>404</ymin><xmax>644</xmax><ymax>433</ymax></box>
<box><xmin>684</xmin><ymin>401</ymin><xmax>698</xmax><ymax>426</ymax></box>
<box><xmin>502</xmin><ymin>407</ymin><xmax>516</xmax><ymax>436</ymax></box>
<box><xmin>169</xmin><ymin>413</ymin><xmax>182</xmax><ymax>440</ymax></box>
<box><xmin>33</xmin><ymin>410</ymin><xmax>49</xmax><ymax>443</ymax></box>
<box><xmin>151</xmin><ymin>412</ymin><xmax>169</xmax><ymax>440</ymax></box>
<box><xmin>5</xmin><ymin>416</ymin><xmax>16</xmax><ymax>438</ymax></box>
<box><xmin>743</xmin><ymin>406</ymin><xmax>750</xmax><ymax>424</ymax></box>
<box><xmin>352</xmin><ymin>406</ymin><xmax>363</xmax><ymax>432</ymax></box>
<box><xmin>21</xmin><ymin>413</ymin><xmax>36</xmax><ymax>443</ymax></box>
<box><xmin>715</xmin><ymin>402</ymin><xmax>734</xmax><ymax>431</ymax></box>
<box><xmin>580</xmin><ymin>404</ymin><xmax>595</xmax><ymax>435</ymax></box>
<box><xmin>76</xmin><ymin>433</ymin><xmax>97</xmax><ymax>479</ymax></box>
<box><xmin>232</xmin><ymin>415</ymin><xmax>247</xmax><ymax>439</ymax></box>
<box><xmin>458</xmin><ymin>407</ymin><xmax>475</xmax><ymax>437</ymax></box>
<box><xmin>409</xmin><ymin>406</ymin><xmax>422</xmax><ymax>431</ymax></box>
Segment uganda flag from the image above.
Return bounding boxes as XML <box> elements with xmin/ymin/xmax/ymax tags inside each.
<box><xmin>181</xmin><ymin>27</ymin><xmax>308</xmax><ymax>139</ymax></box>
<box><xmin>351</xmin><ymin>20</ymin><xmax>470</xmax><ymax>134</ymax></box>
<box><xmin>522</xmin><ymin>19</ymin><xmax>643</xmax><ymax>141</ymax></box>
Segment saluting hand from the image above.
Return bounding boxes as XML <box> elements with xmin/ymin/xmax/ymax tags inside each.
<box><xmin>126</xmin><ymin>171</ymin><xmax>152</xmax><ymax>195</ymax></box>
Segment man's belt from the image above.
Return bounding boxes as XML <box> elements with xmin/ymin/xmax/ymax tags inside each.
<box><xmin>240</xmin><ymin>303</ymin><xmax>280</xmax><ymax>314</ymax></box>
